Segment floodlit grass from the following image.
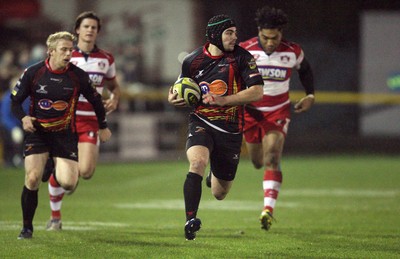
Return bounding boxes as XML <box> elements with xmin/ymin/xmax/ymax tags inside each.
<box><xmin>0</xmin><ymin>155</ymin><xmax>399</xmax><ymax>258</ymax></box>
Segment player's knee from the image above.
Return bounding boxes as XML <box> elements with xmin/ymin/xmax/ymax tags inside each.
<box><xmin>25</xmin><ymin>173</ymin><xmax>41</xmax><ymax>190</ymax></box>
<box><xmin>62</xmin><ymin>183</ymin><xmax>75</xmax><ymax>191</ymax></box>
<box><xmin>251</xmin><ymin>158</ymin><xmax>263</xmax><ymax>169</ymax></box>
<box><xmin>56</xmin><ymin>173</ymin><xmax>79</xmax><ymax>190</ymax></box>
<box><xmin>80</xmin><ymin>171</ymin><xmax>94</xmax><ymax>180</ymax></box>
<box><xmin>249</xmin><ymin>153</ymin><xmax>263</xmax><ymax>169</ymax></box>
<box><xmin>212</xmin><ymin>185</ymin><xmax>230</xmax><ymax>200</ymax></box>
<box><xmin>79</xmin><ymin>167</ymin><xmax>95</xmax><ymax>180</ymax></box>
<box><xmin>59</xmin><ymin>178</ymin><xmax>77</xmax><ymax>191</ymax></box>
<box><xmin>213</xmin><ymin>191</ymin><xmax>227</xmax><ymax>200</ymax></box>
<box><xmin>189</xmin><ymin>158</ymin><xmax>208</xmax><ymax>173</ymax></box>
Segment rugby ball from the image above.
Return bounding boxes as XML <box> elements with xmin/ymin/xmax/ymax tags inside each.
<box><xmin>173</xmin><ymin>77</ymin><xmax>201</xmax><ymax>106</ymax></box>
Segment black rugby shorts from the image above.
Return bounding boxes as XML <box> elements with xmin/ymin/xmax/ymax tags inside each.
<box><xmin>186</xmin><ymin>115</ymin><xmax>242</xmax><ymax>181</ymax></box>
<box><xmin>24</xmin><ymin>130</ymin><xmax>78</xmax><ymax>161</ymax></box>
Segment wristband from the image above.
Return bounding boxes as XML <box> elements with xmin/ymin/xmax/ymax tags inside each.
<box><xmin>99</xmin><ymin>120</ymin><xmax>108</xmax><ymax>129</ymax></box>
<box><xmin>306</xmin><ymin>94</ymin><xmax>315</xmax><ymax>99</ymax></box>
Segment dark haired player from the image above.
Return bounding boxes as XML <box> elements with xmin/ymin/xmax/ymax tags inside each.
<box><xmin>168</xmin><ymin>14</ymin><xmax>263</xmax><ymax>240</ymax></box>
<box><xmin>239</xmin><ymin>6</ymin><xmax>315</xmax><ymax>231</ymax></box>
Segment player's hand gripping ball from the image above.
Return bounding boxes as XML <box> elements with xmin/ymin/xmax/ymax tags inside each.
<box><xmin>173</xmin><ymin>77</ymin><xmax>201</xmax><ymax>107</ymax></box>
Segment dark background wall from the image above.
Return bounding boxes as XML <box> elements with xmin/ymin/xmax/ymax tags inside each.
<box><xmin>1</xmin><ymin>0</ymin><xmax>399</xmax><ymax>159</ymax></box>
<box><xmin>194</xmin><ymin>0</ymin><xmax>400</xmax><ymax>154</ymax></box>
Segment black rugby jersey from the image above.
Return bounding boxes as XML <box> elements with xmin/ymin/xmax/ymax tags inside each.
<box><xmin>181</xmin><ymin>43</ymin><xmax>263</xmax><ymax>133</ymax></box>
<box><xmin>11</xmin><ymin>59</ymin><xmax>107</xmax><ymax>132</ymax></box>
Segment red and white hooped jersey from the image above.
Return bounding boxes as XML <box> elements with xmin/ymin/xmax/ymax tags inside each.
<box><xmin>240</xmin><ymin>37</ymin><xmax>304</xmax><ymax>112</ymax></box>
<box><xmin>70</xmin><ymin>47</ymin><xmax>116</xmax><ymax>120</ymax></box>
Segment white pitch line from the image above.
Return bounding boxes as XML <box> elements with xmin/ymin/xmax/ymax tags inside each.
<box><xmin>114</xmin><ymin>188</ymin><xmax>399</xmax><ymax>211</ymax></box>
<box><xmin>282</xmin><ymin>189</ymin><xmax>399</xmax><ymax>197</ymax></box>
<box><xmin>0</xmin><ymin>221</ymin><xmax>130</xmax><ymax>231</ymax></box>
<box><xmin>114</xmin><ymin>200</ymin><xmax>312</xmax><ymax>211</ymax></box>
<box><xmin>115</xmin><ymin>200</ymin><xmax>262</xmax><ymax>211</ymax></box>
<box><xmin>2</xmin><ymin>189</ymin><xmax>396</xmax><ymax>231</ymax></box>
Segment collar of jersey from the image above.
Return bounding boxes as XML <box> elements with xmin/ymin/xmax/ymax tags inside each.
<box><xmin>45</xmin><ymin>58</ymin><xmax>69</xmax><ymax>74</ymax></box>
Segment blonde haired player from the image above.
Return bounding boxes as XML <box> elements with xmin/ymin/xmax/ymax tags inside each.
<box><xmin>12</xmin><ymin>31</ymin><xmax>110</xmax><ymax>239</ymax></box>
<box><xmin>45</xmin><ymin>11</ymin><xmax>121</xmax><ymax>230</ymax></box>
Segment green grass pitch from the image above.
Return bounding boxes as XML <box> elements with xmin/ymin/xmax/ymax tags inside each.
<box><xmin>0</xmin><ymin>154</ymin><xmax>399</xmax><ymax>258</ymax></box>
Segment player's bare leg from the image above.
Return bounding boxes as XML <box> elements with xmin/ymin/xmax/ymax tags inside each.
<box><xmin>246</xmin><ymin>142</ymin><xmax>264</xmax><ymax>169</ymax></box>
<box><xmin>78</xmin><ymin>142</ymin><xmax>99</xmax><ymax>180</ymax></box>
<box><xmin>47</xmin><ymin>158</ymin><xmax>79</xmax><ymax>231</ymax></box>
<box><xmin>183</xmin><ymin>146</ymin><xmax>208</xmax><ymax>240</ymax></box>
<box><xmin>18</xmin><ymin>153</ymin><xmax>48</xmax><ymax>239</ymax></box>
<box><xmin>259</xmin><ymin>131</ymin><xmax>284</xmax><ymax>230</ymax></box>
<box><xmin>209</xmin><ymin>174</ymin><xmax>233</xmax><ymax>200</ymax></box>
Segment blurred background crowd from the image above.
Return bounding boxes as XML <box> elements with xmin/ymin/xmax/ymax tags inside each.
<box><xmin>1</xmin><ymin>0</ymin><xmax>399</xmax><ymax>167</ymax></box>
